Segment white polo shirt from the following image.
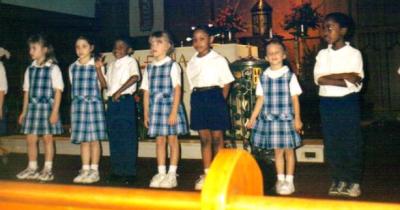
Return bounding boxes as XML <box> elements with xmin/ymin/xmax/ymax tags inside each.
<box><xmin>256</xmin><ymin>66</ymin><xmax>302</xmax><ymax>96</ymax></box>
<box><xmin>105</xmin><ymin>55</ymin><xmax>140</xmax><ymax>96</ymax></box>
<box><xmin>314</xmin><ymin>42</ymin><xmax>364</xmax><ymax>97</ymax></box>
<box><xmin>186</xmin><ymin>50</ymin><xmax>234</xmax><ymax>90</ymax></box>
<box><xmin>23</xmin><ymin>60</ymin><xmax>64</xmax><ymax>92</ymax></box>
<box><xmin>0</xmin><ymin>61</ymin><xmax>7</xmax><ymax>94</ymax></box>
<box><xmin>140</xmin><ymin>56</ymin><xmax>181</xmax><ymax>91</ymax></box>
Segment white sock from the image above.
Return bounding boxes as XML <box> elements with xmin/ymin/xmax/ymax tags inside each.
<box><xmin>168</xmin><ymin>165</ymin><xmax>177</xmax><ymax>174</ymax></box>
<box><xmin>204</xmin><ymin>168</ymin><xmax>209</xmax><ymax>175</ymax></box>
<box><xmin>286</xmin><ymin>175</ymin><xmax>294</xmax><ymax>183</ymax></box>
<box><xmin>28</xmin><ymin>161</ymin><xmax>38</xmax><ymax>170</ymax></box>
<box><xmin>158</xmin><ymin>165</ymin><xmax>166</xmax><ymax>174</ymax></box>
<box><xmin>44</xmin><ymin>161</ymin><xmax>53</xmax><ymax>170</ymax></box>
<box><xmin>90</xmin><ymin>164</ymin><xmax>99</xmax><ymax>171</ymax></box>
<box><xmin>82</xmin><ymin>164</ymin><xmax>90</xmax><ymax>171</ymax></box>
<box><xmin>277</xmin><ymin>174</ymin><xmax>285</xmax><ymax>181</ymax></box>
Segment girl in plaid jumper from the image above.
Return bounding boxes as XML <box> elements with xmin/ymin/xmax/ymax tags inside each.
<box><xmin>69</xmin><ymin>36</ymin><xmax>107</xmax><ymax>184</ymax></box>
<box><xmin>17</xmin><ymin>34</ymin><xmax>64</xmax><ymax>182</ymax></box>
<box><xmin>141</xmin><ymin>31</ymin><xmax>188</xmax><ymax>188</ymax></box>
<box><xmin>247</xmin><ymin>39</ymin><xmax>303</xmax><ymax>195</ymax></box>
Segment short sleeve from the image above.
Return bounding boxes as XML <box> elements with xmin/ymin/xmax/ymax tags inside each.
<box><xmin>51</xmin><ymin>65</ymin><xmax>64</xmax><ymax>91</ymax></box>
<box><xmin>128</xmin><ymin>59</ymin><xmax>140</xmax><ymax>79</ymax></box>
<box><xmin>313</xmin><ymin>51</ymin><xmax>323</xmax><ymax>85</ymax></box>
<box><xmin>68</xmin><ymin>65</ymin><xmax>73</xmax><ymax>84</ymax></box>
<box><xmin>171</xmin><ymin>62</ymin><xmax>182</xmax><ymax>88</ymax></box>
<box><xmin>218</xmin><ymin>58</ymin><xmax>234</xmax><ymax>85</ymax></box>
<box><xmin>289</xmin><ymin>74</ymin><xmax>302</xmax><ymax>96</ymax></box>
<box><xmin>353</xmin><ymin>50</ymin><xmax>364</xmax><ymax>78</ymax></box>
<box><xmin>140</xmin><ymin>68</ymin><xmax>149</xmax><ymax>91</ymax></box>
<box><xmin>256</xmin><ymin>82</ymin><xmax>263</xmax><ymax>96</ymax></box>
<box><xmin>23</xmin><ymin>68</ymin><xmax>29</xmax><ymax>91</ymax></box>
<box><xmin>0</xmin><ymin>62</ymin><xmax>7</xmax><ymax>94</ymax></box>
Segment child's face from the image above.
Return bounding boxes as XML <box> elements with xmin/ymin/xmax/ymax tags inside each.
<box><xmin>75</xmin><ymin>39</ymin><xmax>93</xmax><ymax>59</ymax></box>
<box><xmin>150</xmin><ymin>37</ymin><xmax>170</xmax><ymax>58</ymax></box>
<box><xmin>265</xmin><ymin>43</ymin><xmax>286</xmax><ymax>67</ymax></box>
<box><xmin>193</xmin><ymin>30</ymin><xmax>213</xmax><ymax>55</ymax></box>
<box><xmin>113</xmin><ymin>40</ymin><xmax>130</xmax><ymax>59</ymax></box>
<box><xmin>29</xmin><ymin>43</ymin><xmax>47</xmax><ymax>61</ymax></box>
<box><xmin>323</xmin><ymin>19</ymin><xmax>347</xmax><ymax>45</ymax></box>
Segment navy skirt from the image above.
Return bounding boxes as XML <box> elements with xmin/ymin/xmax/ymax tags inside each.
<box><xmin>190</xmin><ymin>88</ymin><xmax>231</xmax><ymax>131</ymax></box>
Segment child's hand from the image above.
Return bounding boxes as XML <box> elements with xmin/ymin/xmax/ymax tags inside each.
<box><xmin>294</xmin><ymin>118</ymin><xmax>304</xmax><ymax>135</ymax></box>
<box><xmin>168</xmin><ymin>112</ymin><xmax>177</xmax><ymax>125</ymax></box>
<box><xmin>112</xmin><ymin>92</ymin><xmax>121</xmax><ymax>102</ymax></box>
<box><xmin>0</xmin><ymin>109</ymin><xmax>3</xmax><ymax>120</ymax></box>
<box><xmin>246</xmin><ymin>118</ymin><xmax>256</xmax><ymax>129</ymax></box>
<box><xmin>344</xmin><ymin>73</ymin><xmax>362</xmax><ymax>85</ymax></box>
<box><xmin>143</xmin><ymin>115</ymin><xmax>149</xmax><ymax>128</ymax></box>
<box><xmin>49</xmin><ymin>112</ymin><xmax>58</xmax><ymax>125</ymax></box>
<box><xmin>18</xmin><ymin>113</ymin><xmax>25</xmax><ymax>125</ymax></box>
<box><xmin>95</xmin><ymin>55</ymin><xmax>105</xmax><ymax>69</ymax></box>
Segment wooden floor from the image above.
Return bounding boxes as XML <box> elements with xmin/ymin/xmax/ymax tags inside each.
<box><xmin>0</xmin><ymin>120</ymin><xmax>399</xmax><ymax>204</ymax></box>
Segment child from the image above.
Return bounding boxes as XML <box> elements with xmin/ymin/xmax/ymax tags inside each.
<box><xmin>247</xmin><ymin>39</ymin><xmax>303</xmax><ymax>195</ymax></box>
<box><xmin>141</xmin><ymin>31</ymin><xmax>188</xmax><ymax>188</ymax></box>
<box><xmin>96</xmin><ymin>38</ymin><xmax>140</xmax><ymax>184</ymax></box>
<box><xmin>17</xmin><ymin>34</ymin><xmax>64</xmax><ymax>181</ymax></box>
<box><xmin>186</xmin><ymin>26</ymin><xmax>234</xmax><ymax>190</ymax></box>
<box><xmin>314</xmin><ymin>12</ymin><xmax>363</xmax><ymax>197</ymax></box>
<box><xmin>69</xmin><ymin>36</ymin><xmax>107</xmax><ymax>184</ymax></box>
<box><xmin>0</xmin><ymin>52</ymin><xmax>8</xmax><ymax>134</ymax></box>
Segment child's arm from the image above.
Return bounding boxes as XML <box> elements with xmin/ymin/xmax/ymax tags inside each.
<box><xmin>18</xmin><ymin>91</ymin><xmax>29</xmax><ymax>125</ymax></box>
<box><xmin>49</xmin><ymin>89</ymin><xmax>62</xmax><ymax>124</ymax></box>
<box><xmin>292</xmin><ymin>95</ymin><xmax>303</xmax><ymax>134</ymax></box>
<box><xmin>168</xmin><ymin>85</ymin><xmax>181</xmax><ymax>125</ymax></box>
<box><xmin>143</xmin><ymin>90</ymin><xmax>149</xmax><ymax>128</ymax></box>
<box><xmin>317</xmin><ymin>73</ymin><xmax>362</xmax><ymax>86</ymax></box>
<box><xmin>95</xmin><ymin>58</ymin><xmax>107</xmax><ymax>89</ymax></box>
<box><xmin>0</xmin><ymin>91</ymin><xmax>4</xmax><ymax>120</ymax></box>
<box><xmin>246</xmin><ymin>96</ymin><xmax>264</xmax><ymax>129</ymax></box>
<box><xmin>112</xmin><ymin>75</ymin><xmax>139</xmax><ymax>101</ymax></box>
<box><xmin>222</xmin><ymin>83</ymin><xmax>231</xmax><ymax>99</ymax></box>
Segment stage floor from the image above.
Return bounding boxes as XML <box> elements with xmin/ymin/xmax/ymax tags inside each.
<box><xmin>0</xmin><ymin>120</ymin><xmax>399</xmax><ymax>203</ymax></box>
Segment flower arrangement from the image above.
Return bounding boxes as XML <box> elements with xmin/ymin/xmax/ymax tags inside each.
<box><xmin>283</xmin><ymin>0</ymin><xmax>322</xmax><ymax>37</ymax></box>
<box><xmin>213</xmin><ymin>5</ymin><xmax>247</xmax><ymax>34</ymax></box>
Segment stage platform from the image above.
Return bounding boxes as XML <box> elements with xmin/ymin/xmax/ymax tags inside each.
<box><xmin>0</xmin><ymin>135</ymin><xmax>324</xmax><ymax>163</ymax></box>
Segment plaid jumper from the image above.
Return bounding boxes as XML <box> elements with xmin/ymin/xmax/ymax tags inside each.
<box><xmin>147</xmin><ymin>61</ymin><xmax>188</xmax><ymax>137</ymax></box>
<box><xmin>70</xmin><ymin>63</ymin><xmax>107</xmax><ymax>144</ymax></box>
<box><xmin>21</xmin><ymin>65</ymin><xmax>63</xmax><ymax>135</ymax></box>
<box><xmin>251</xmin><ymin>71</ymin><xmax>301</xmax><ymax>149</ymax></box>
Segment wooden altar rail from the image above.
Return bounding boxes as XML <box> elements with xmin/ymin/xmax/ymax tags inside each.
<box><xmin>0</xmin><ymin>149</ymin><xmax>399</xmax><ymax>210</ymax></box>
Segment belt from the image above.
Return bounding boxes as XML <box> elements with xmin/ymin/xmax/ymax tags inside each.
<box><xmin>192</xmin><ymin>86</ymin><xmax>220</xmax><ymax>92</ymax></box>
<box><xmin>108</xmin><ymin>94</ymin><xmax>132</xmax><ymax>101</ymax></box>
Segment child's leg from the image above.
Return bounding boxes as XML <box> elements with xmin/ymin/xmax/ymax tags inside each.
<box><xmin>167</xmin><ymin>135</ymin><xmax>179</xmax><ymax>174</ymax></box>
<box><xmin>80</xmin><ymin>142</ymin><xmax>90</xmax><ymax>169</ymax></box>
<box><xmin>284</xmin><ymin>149</ymin><xmax>295</xmax><ymax>176</ymax></box>
<box><xmin>210</xmin><ymin>130</ymin><xmax>225</xmax><ymax>157</ymax></box>
<box><xmin>199</xmin><ymin>129</ymin><xmax>212</xmax><ymax>172</ymax></box>
<box><xmin>156</xmin><ymin>136</ymin><xmax>167</xmax><ymax>174</ymax></box>
<box><xmin>42</xmin><ymin>135</ymin><xmax>54</xmax><ymax>162</ymax></box>
<box><xmin>90</xmin><ymin>141</ymin><xmax>101</xmax><ymax>169</ymax></box>
<box><xmin>274</xmin><ymin>149</ymin><xmax>285</xmax><ymax>179</ymax></box>
<box><xmin>26</xmin><ymin>134</ymin><xmax>38</xmax><ymax>168</ymax></box>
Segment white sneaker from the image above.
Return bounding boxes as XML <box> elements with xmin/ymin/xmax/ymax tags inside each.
<box><xmin>341</xmin><ymin>183</ymin><xmax>361</xmax><ymax>197</ymax></box>
<box><xmin>279</xmin><ymin>181</ymin><xmax>295</xmax><ymax>195</ymax></box>
<box><xmin>16</xmin><ymin>167</ymin><xmax>39</xmax><ymax>180</ymax></box>
<box><xmin>194</xmin><ymin>175</ymin><xmax>205</xmax><ymax>190</ymax></box>
<box><xmin>38</xmin><ymin>168</ymin><xmax>54</xmax><ymax>182</ymax></box>
<box><xmin>84</xmin><ymin>170</ymin><xmax>100</xmax><ymax>184</ymax></box>
<box><xmin>149</xmin><ymin>173</ymin><xmax>166</xmax><ymax>188</ymax></box>
<box><xmin>275</xmin><ymin>180</ymin><xmax>286</xmax><ymax>195</ymax></box>
<box><xmin>73</xmin><ymin>170</ymin><xmax>90</xmax><ymax>183</ymax></box>
<box><xmin>159</xmin><ymin>173</ymin><xmax>178</xmax><ymax>189</ymax></box>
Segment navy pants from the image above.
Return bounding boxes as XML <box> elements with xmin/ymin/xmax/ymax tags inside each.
<box><xmin>106</xmin><ymin>96</ymin><xmax>138</xmax><ymax>176</ymax></box>
<box><xmin>320</xmin><ymin>93</ymin><xmax>363</xmax><ymax>183</ymax></box>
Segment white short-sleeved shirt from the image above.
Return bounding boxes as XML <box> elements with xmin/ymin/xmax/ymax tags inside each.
<box><xmin>105</xmin><ymin>55</ymin><xmax>140</xmax><ymax>96</ymax></box>
<box><xmin>0</xmin><ymin>61</ymin><xmax>7</xmax><ymax>94</ymax></box>
<box><xmin>256</xmin><ymin>66</ymin><xmax>302</xmax><ymax>96</ymax></box>
<box><xmin>314</xmin><ymin>42</ymin><xmax>364</xmax><ymax>97</ymax></box>
<box><xmin>186</xmin><ymin>50</ymin><xmax>234</xmax><ymax>90</ymax></box>
<box><xmin>140</xmin><ymin>56</ymin><xmax>181</xmax><ymax>91</ymax></box>
<box><xmin>68</xmin><ymin>58</ymin><xmax>104</xmax><ymax>89</ymax></box>
<box><xmin>23</xmin><ymin>60</ymin><xmax>64</xmax><ymax>92</ymax></box>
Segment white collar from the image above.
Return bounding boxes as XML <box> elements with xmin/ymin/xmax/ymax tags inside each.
<box><xmin>265</xmin><ymin>65</ymin><xmax>289</xmax><ymax>75</ymax></box>
<box><xmin>75</xmin><ymin>58</ymin><xmax>95</xmax><ymax>66</ymax></box>
<box><xmin>152</xmin><ymin>56</ymin><xmax>172</xmax><ymax>66</ymax></box>
<box><xmin>115</xmin><ymin>55</ymin><xmax>131</xmax><ymax>64</ymax></box>
<box><xmin>328</xmin><ymin>42</ymin><xmax>350</xmax><ymax>50</ymax></box>
<box><xmin>194</xmin><ymin>50</ymin><xmax>218</xmax><ymax>60</ymax></box>
<box><xmin>32</xmin><ymin>60</ymin><xmax>53</xmax><ymax>67</ymax></box>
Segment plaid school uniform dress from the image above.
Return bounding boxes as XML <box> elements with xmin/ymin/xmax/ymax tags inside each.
<box><xmin>147</xmin><ymin>61</ymin><xmax>188</xmax><ymax>137</ymax></box>
<box><xmin>70</xmin><ymin>62</ymin><xmax>107</xmax><ymax>144</ymax></box>
<box><xmin>251</xmin><ymin>71</ymin><xmax>301</xmax><ymax>149</ymax></box>
<box><xmin>21</xmin><ymin>65</ymin><xmax>63</xmax><ymax>135</ymax></box>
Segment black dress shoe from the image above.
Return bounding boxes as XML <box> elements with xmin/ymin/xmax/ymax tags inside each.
<box><xmin>121</xmin><ymin>175</ymin><xmax>136</xmax><ymax>185</ymax></box>
<box><xmin>106</xmin><ymin>174</ymin><xmax>124</xmax><ymax>184</ymax></box>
